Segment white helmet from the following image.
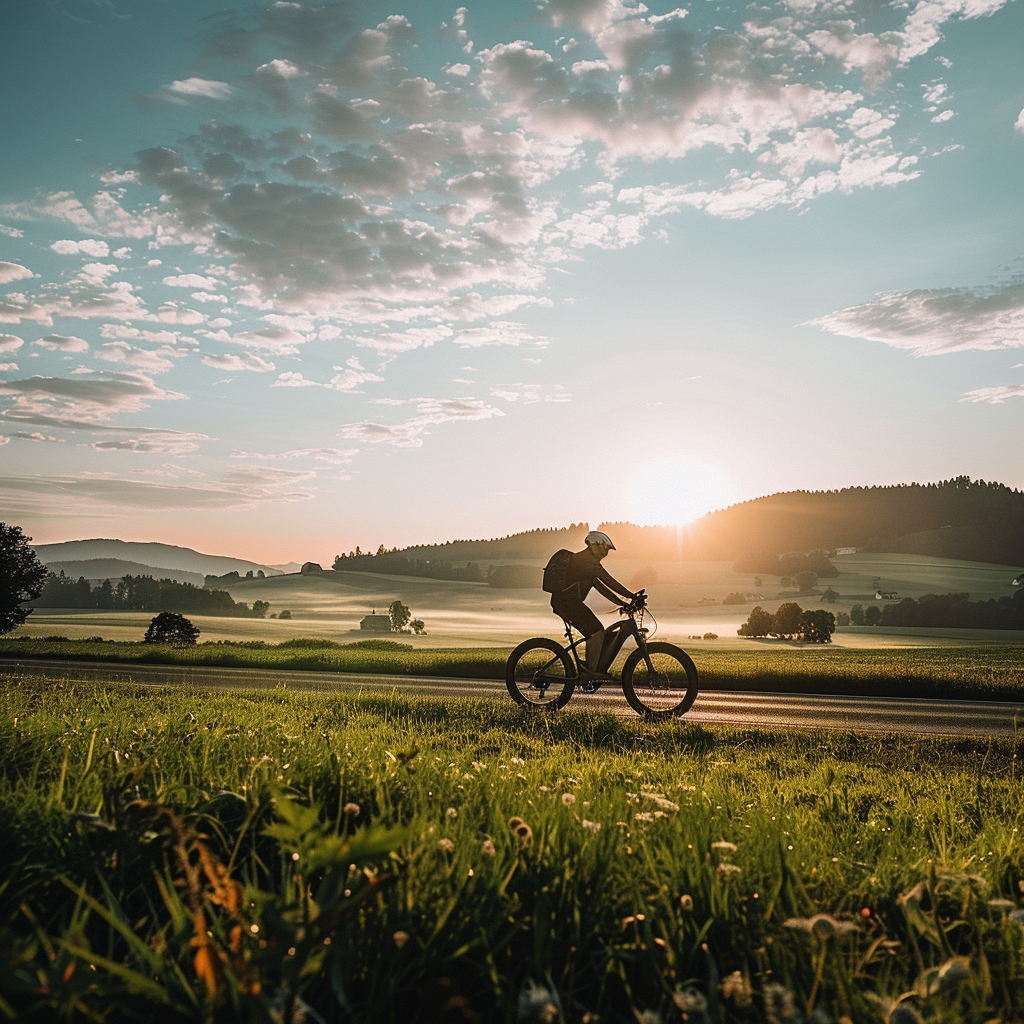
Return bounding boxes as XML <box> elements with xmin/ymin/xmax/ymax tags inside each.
<box><xmin>585</xmin><ymin>530</ymin><xmax>615</xmax><ymax>550</ymax></box>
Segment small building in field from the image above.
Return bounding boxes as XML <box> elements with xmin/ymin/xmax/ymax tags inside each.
<box><xmin>835</xmin><ymin>547</ymin><xmax>857</xmax><ymax>555</ymax></box>
<box><xmin>875</xmin><ymin>590</ymin><xmax>899</xmax><ymax>601</ymax></box>
<box><xmin>360</xmin><ymin>611</ymin><xmax>391</xmax><ymax>631</ymax></box>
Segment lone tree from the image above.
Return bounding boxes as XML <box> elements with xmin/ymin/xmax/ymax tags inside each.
<box><xmin>252</xmin><ymin>600</ymin><xmax>270</xmax><ymax>619</ymax></box>
<box><xmin>143</xmin><ymin>612</ymin><xmax>200</xmax><ymax>645</ymax></box>
<box><xmin>0</xmin><ymin>523</ymin><xmax>48</xmax><ymax>635</ymax></box>
<box><xmin>410</xmin><ymin>618</ymin><xmax>426</xmax><ymax>635</ymax></box>
<box><xmin>388</xmin><ymin>599</ymin><xmax>411</xmax><ymax>632</ymax></box>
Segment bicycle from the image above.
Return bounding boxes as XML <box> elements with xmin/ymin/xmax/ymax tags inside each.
<box><xmin>504</xmin><ymin>590</ymin><xmax>699</xmax><ymax>720</ymax></box>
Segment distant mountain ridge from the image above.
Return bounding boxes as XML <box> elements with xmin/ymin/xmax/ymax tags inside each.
<box><xmin>42</xmin><ymin>559</ymin><xmax>206</xmax><ymax>587</ymax></box>
<box><xmin>33</xmin><ymin>539</ymin><xmax>281</xmax><ymax>579</ymax></box>
<box><xmin>353</xmin><ymin>478</ymin><xmax>1024</xmax><ymax>569</ymax></box>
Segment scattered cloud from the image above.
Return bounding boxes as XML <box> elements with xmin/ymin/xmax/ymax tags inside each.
<box><xmin>0</xmin><ymin>262</ymin><xmax>33</xmax><ymax>284</ymax></box>
<box><xmin>95</xmin><ymin>341</ymin><xmax>179</xmax><ymax>373</ymax></box>
<box><xmin>959</xmin><ymin>384</ymin><xmax>1024</xmax><ymax>404</ymax></box>
<box><xmin>341</xmin><ymin>396</ymin><xmax>504</xmax><ymax>447</ymax></box>
<box><xmin>51</xmin><ymin>239</ymin><xmax>110</xmax><ymax>257</ymax></box>
<box><xmin>0</xmin><ymin>333</ymin><xmax>25</xmax><ymax>352</ymax></box>
<box><xmin>231</xmin><ymin>446</ymin><xmax>357</xmax><ymax>464</ymax></box>
<box><xmin>202</xmin><ymin>351</ymin><xmax>276</xmax><ymax>372</ymax></box>
<box><xmin>33</xmin><ymin>334</ymin><xmax>89</xmax><ymax>352</ymax></box>
<box><xmin>272</xmin><ymin>371</ymin><xmax>320</xmax><ymax>387</ymax></box>
<box><xmin>806</xmin><ymin>273</ymin><xmax>1024</xmax><ymax>354</ymax></box>
<box><xmin>490</xmin><ymin>383</ymin><xmax>571</xmax><ymax>403</ymax></box>
<box><xmin>167</xmin><ymin>78</ymin><xmax>233</xmax><ymax>100</ymax></box>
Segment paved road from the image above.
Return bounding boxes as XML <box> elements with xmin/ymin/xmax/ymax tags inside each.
<box><xmin>3</xmin><ymin>657</ymin><xmax>1023</xmax><ymax>737</ymax></box>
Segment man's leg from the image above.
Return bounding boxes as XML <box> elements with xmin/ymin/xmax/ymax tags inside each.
<box><xmin>585</xmin><ymin>628</ymin><xmax>606</xmax><ymax>671</ymax></box>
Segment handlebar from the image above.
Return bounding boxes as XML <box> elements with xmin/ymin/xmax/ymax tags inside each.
<box><xmin>620</xmin><ymin>589</ymin><xmax>647</xmax><ymax>615</ymax></box>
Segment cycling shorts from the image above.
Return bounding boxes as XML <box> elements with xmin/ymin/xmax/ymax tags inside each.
<box><xmin>550</xmin><ymin>594</ymin><xmax>602</xmax><ymax>638</ymax></box>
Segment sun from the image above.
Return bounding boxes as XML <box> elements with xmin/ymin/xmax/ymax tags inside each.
<box><xmin>626</xmin><ymin>457</ymin><xmax>736</xmax><ymax>527</ymax></box>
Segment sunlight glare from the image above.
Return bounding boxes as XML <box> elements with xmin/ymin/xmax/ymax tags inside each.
<box><xmin>626</xmin><ymin>457</ymin><xmax>736</xmax><ymax>526</ymax></box>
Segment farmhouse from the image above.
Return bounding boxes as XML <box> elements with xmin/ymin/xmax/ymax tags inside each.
<box><xmin>360</xmin><ymin>611</ymin><xmax>391</xmax><ymax>631</ymax></box>
<box><xmin>875</xmin><ymin>590</ymin><xmax>899</xmax><ymax>601</ymax></box>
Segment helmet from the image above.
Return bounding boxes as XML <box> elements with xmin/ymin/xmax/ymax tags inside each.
<box><xmin>585</xmin><ymin>530</ymin><xmax>615</xmax><ymax>550</ymax></box>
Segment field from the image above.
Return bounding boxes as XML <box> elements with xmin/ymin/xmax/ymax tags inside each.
<box><xmin>2</xmin><ymin>677</ymin><xmax>1024</xmax><ymax>1022</ymax></box>
<box><xmin>24</xmin><ymin>552</ymin><xmax>1024</xmax><ymax>650</ymax></box>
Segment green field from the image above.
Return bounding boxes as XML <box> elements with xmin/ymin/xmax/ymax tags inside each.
<box><xmin>2</xmin><ymin>677</ymin><xmax>1023</xmax><ymax>1022</ymax></box>
<box><xmin>3</xmin><ymin>636</ymin><xmax>1024</xmax><ymax>702</ymax></box>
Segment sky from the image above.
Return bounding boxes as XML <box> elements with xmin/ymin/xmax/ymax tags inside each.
<box><xmin>0</xmin><ymin>0</ymin><xmax>1022</xmax><ymax>565</ymax></box>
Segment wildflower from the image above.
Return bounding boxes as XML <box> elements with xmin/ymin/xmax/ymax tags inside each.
<box><xmin>508</xmin><ymin>816</ymin><xmax>533</xmax><ymax>846</ymax></box>
<box><xmin>482</xmin><ymin>839</ymin><xmax>496</xmax><ymax>856</ymax></box>
<box><xmin>784</xmin><ymin>913</ymin><xmax>856</xmax><ymax>937</ymax></box>
<box><xmin>717</xmin><ymin>863</ymin><xmax>742</xmax><ymax>878</ymax></box>
<box><xmin>581</xmin><ymin>819</ymin><xmax>601</xmax><ymax>833</ymax></box>
<box><xmin>643</xmin><ymin>793</ymin><xmax>680</xmax><ymax>812</ymax></box>
<box><xmin>539</xmin><ymin>785</ymin><xmax>551</xmax><ymax>793</ymax></box>
<box><xmin>763</xmin><ymin>983</ymin><xmax>798</xmax><ymax>1024</ymax></box>
<box><xmin>446</xmin><ymin>806</ymin><xmax>458</xmax><ymax>818</ymax></box>
<box><xmin>392</xmin><ymin>930</ymin><xmax>409</xmax><ymax>949</ymax></box>
<box><xmin>511</xmin><ymin>756</ymin><xmax>525</xmax><ymax>765</ymax></box>
<box><xmin>672</xmin><ymin>988</ymin><xmax>707</xmax><ymax>1016</ymax></box>
<box><xmin>711</xmin><ymin>841</ymin><xmax>737</xmax><ymax>853</ymax></box>
<box><xmin>562</xmin><ymin>793</ymin><xmax>576</xmax><ymax>806</ymax></box>
<box><xmin>720</xmin><ymin>971</ymin><xmax>750</xmax><ymax>1003</ymax></box>
<box><xmin>517</xmin><ymin>980</ymin><xmax>561</xmax><ymax>1023</ymax></box>
<box><xmin>438</xmin><ymin>838</ymin><xmax>455</xmax><ymax>853</ymax></box>
<box><xmin>342</xmin><ymin>802</ymin><xmax>360</xmax><ymax>816</ymax></box>
<box><xmin>680</xmin><ymin>894</ymin><xmax>694</xmax><ymax>911</ymax></box>
<box><xmin>472</xmin><ymin>761</ymin><xmax>487</xmax><ymax>772</ymax></box>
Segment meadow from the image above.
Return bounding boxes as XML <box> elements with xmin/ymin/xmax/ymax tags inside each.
<box><xmin>2</xmin><ymin>636</ymin><xmax>1024</xmax><ymax>702</ymax></box>
<box><xmin>2</xmin><ymin>676</ymin><xmax>1023</xmax><ymax>1023</ymax></box>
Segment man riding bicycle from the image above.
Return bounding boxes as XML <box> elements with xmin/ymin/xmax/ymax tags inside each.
<box><xmin>549</xmin><ymin>530</ymin><xmax>637</xmax><ymax>679</ymax></box>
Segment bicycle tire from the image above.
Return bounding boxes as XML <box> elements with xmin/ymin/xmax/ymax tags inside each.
<box><xmin>505</xmin><ymin>637</ymin><xmax>576</xmax><ymax>710</ymax></box>
<box><xmin>621</xmin><ymin>642</ymin><xmax>698</xmax><ymax>720</ymax></box>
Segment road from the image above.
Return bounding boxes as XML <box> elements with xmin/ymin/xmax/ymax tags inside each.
<box><xmin>3</xmin><ymin>657</ymin><xmax>1023</xmax><ymax>737</ymax></box>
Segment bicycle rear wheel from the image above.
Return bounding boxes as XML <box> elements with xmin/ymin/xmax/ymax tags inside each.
<box><xmin>621</xmin><ymin>642</ymin><xmax>698</xmax><ymax>720</ymax></box>
<box><xmin>506</xmin><ymin>637</ymin><xmax>576</xmax><ymax>710</ymax></box>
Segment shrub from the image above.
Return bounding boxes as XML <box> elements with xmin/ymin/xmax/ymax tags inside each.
<box><xmin>850</xmin><ymin>604</ymin><xmax>865</xmax><ymax>626</ymax></box>
<box><xmin>722</xmin><ymin>592</ymin><xmax>748</xmax><ymax>605</ymax></box>
<box><xmin>864</xmin><ymin>605</ymin><xmax>882</xmax><ymax>626</ymax></box>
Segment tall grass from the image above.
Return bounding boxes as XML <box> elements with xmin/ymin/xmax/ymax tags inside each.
<box><xmin>3</xmin><ymin>637</ymin><xmax>1024</xmax><ymax>701</ymax></box>
<box><xmin>2</xmin><ymin>676</ymin><xmax>1024</xmax><ymax>1021</ymax></box>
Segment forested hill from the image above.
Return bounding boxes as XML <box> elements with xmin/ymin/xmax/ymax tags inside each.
<box><xmin>345</xmin><ymin>478</ymin><xmax>1024</xmax><ymax>568</ymax></box>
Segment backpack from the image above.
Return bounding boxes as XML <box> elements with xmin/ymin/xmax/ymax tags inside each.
<box><xmin>542</xmin><ymin>549</ymin><xmax>573</xmax><ymax>594</ymax></box>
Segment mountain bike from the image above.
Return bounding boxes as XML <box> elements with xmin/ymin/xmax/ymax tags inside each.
<box><xmin>505</xmin><ymin>590</ymin><xmax>699</xmax><ymax>720</ymax></box>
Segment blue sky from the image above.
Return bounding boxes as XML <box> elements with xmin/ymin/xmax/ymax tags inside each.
<box><xmin>0</xmin><ymin>0</ymin><xmax>1021</xmax><ymax>563</ymax></box>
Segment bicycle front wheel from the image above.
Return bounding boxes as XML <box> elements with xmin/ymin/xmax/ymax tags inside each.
<box><xmin>621</xmin><ymin>642</ymin><xmax>698</xmax><ymax>720</ymax></box>
<box><xmin>506</xmin><ymin>637</ymin><xmax>576</xmax><ymax>710</ymax></box>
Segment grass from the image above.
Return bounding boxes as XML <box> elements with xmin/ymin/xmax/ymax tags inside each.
<box><xmin>2</xmin><ymin>675</ymin><xmax>1024</xmax><ymax>1022</ymax></box>
<box><xmin>3</xmin><ymin>636</ymin><xmax>1024</xmax><ymax>702</ymax></box>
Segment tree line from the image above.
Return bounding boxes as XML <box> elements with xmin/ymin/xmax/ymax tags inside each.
<box><xmin>33</xmin><ymin>572</ymin><xmax>271</xmax><ymax>618</ymax></box>
<box><xmin>737</xmin><ymin>603</ymin><xmax>836</xmax><ymax>643</ymax></box>
<box><xmin>871</xmin><ymin>591</ymin><xmax>1024</xmax><ymax>630</ymax></box>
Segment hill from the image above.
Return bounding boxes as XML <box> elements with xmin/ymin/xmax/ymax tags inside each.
<box><xmin>42</xmin><ymin>559</ymin><xmax>206</xmax><ymax>587</ymax></box>
<box><xmin>338</xmin><ymin>477</ymin><xmax>1024</xmax><ymax>570</ymax></box>
<box><xmin>33</xmin><ymin>539</ymin><xmax>281</xmax><ymax>579</ymax></box>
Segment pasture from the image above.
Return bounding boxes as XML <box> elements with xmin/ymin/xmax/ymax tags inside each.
<box><xmin>2</xmin><ymin>677</ymin><xmax>1023</xmax><ymax>1022</ymax></box>
<box><xmin>22</xmin><ymin>551</ymin><xmax>1024</xmax><ymax>650</ymax></box>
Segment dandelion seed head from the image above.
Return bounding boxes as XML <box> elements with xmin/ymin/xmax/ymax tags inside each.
<box><xmin>393</xmin><ymin>930</ymin><xmax>409</xmax><ymax>949</ymax></box>
<box><xmin>562</xmin><ymin>793</ymin><xmax>576</xmax><ymax>806</ymax></box>
<box><xmin>679</xmin><ymin>894</ymin><xmax>694</xmax><ymax>911</ymax></box>
<box><xmin>343</xmin><ymin>802</ymin><xmax>360</xmax><ymax>816</ymax></box>
<box><xmin>482</xmin><ymin>839</ymin><xmax>497</xmax><ymax>856</ymax></box>
<box><xmin>446</xmin><ymin>806</ymin><xmax>458</xmax><ymax>818</ymax></box>
<box><xmin>438</xmin><ymin>838</ymin><xmax>455</xmax><ymax>853</ymax></box>
<box><xmin>581</xmin><ymin>819</ymin><xmax>601</xmax><ymax>832</ymax></box>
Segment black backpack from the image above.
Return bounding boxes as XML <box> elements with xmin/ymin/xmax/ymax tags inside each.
<box><xmin>542</xmin><ymin>549</ymin><xmax>573</xmax><ymax>594</ymax></box>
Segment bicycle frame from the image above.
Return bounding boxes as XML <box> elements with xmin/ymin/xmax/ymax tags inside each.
<box><xmin>559</xmin><ymin>601</ymin><xmax>652</xmax><ymax>685</ymax></box>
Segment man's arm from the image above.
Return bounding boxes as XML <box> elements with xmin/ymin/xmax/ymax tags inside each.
<box><xmin>593</xmin><ymin>569</ymin><xmax>634</xmax><ymax>604</ymax></box>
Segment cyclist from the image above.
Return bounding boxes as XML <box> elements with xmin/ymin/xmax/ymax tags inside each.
<box><xmin>550</xmin><ymin>530</ymin><xmax>637</xmax><ymax>678</ymax></box>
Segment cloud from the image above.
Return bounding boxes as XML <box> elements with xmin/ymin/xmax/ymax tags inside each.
<box><xmin>490</xmin><ymin>383</ymin><xmax>571</xmax><ymax>403</ymax></box>
<box><xmin>230</xmin><ymin>325</ymin><xmax>308</xmax><ymax>354</ymax></box>
<box><xmin>0</xmin><ymin>333</ymin><xmax>25</xmax><ymax>352</ymax></box>
<box><xmin>806</xmin><ymin>273</ymin><xmax>1024</xmax><ymax>354</ymax></box>
<box><xmin>0</xmin><ymin>371</ymin><xmax>186</xmax><ymax>423</ymax></box>
<box><xmin>167</xmin><ymin>78</ymin><xmax>233</xmax><ymax>100</ymax></box>
<box><xmin>51</xmin><ymin>239</ymin><xmax>110</xmax><ymax>257</ymax></box>
<box><xmin>272</xmin><ymin>371</ymin><xmax>320</xmax><ymax>387</ymax></box>
<box><xmin>0</xmin><ymin>363</ymin><xmax>18</xmax><ymax>372</ymax></box>
<box><xmin>90</xmin><ymin>436</ymin><xmax>201</xmax><ymax>455</ymax></box>
<box><xmin>1016</xmin><ymin>107</ymin><xmax>1024</xmax><ymax>132</ymax></box>
<box><xmin>0</xmin><ymin>467</ymin><xmax>313</xmax><ymax>517</ymax></box>
<box><xmin>328</xmin><ymin>357</ymin><xmax>384</xmax><ymax>391</ymax></box>
<box><xmin>33</xmin><ymin>334</ymin><xmax>90</xmax><ymax>352</ymax></box>
<box><xmin>95</xmin><ymin>341</ymin><xmax>178</xmax><ymax>373</ymax></box>
<box><xmin>163</xmin><ymin>273</ymin><xmax>223</xmax><ymax>288</ymax></box>
<box><xmin>231</xmin><ymin>446</ymin><xmax>357</xmax><ymax>464</ymax></box>
<box><xmin>340</xmin><ymin>396</ymin><xmax>504</xmax><ymax>447</ymax></box>
<box><xmin>452</xmin><ymin>322</ymin><xmax>548</xmax><ymax>347</ymax></box>
<box><xmin>0</xmin><ymin>262</ymin><xmax>33</xmax><ymax>284</ymax></box>
<box><xmin>959</xmin><ymin>384</ymin><xmax>1024</xmax><ymax>404</ymax></box>
<box><xmin>201</xmin><ymin>351</ymin><xmax>276</xmax><ymax>372</ymax></box>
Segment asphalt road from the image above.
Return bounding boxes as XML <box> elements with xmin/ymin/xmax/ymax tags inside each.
<box><xmin>3</xmin><ymin>657</ymin><xmax>1023</xmax><ymax>737</ymax></box>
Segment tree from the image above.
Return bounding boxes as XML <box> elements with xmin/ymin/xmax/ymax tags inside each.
<box><xmin>0</xmin><ymin>523</ymin><xmax>48</xmax><ymax>634</ymax></box>
<box><xmin>143</xmin><ymin>612</ymin><xmax>200</xmax><ymax>645</ymax></box>
<box><xmin>279</xmin><ymin>609</ymin><xmax>292</xmax><ymax>620</ymax></box>
<box><xmin>410</xmin><ymin>618</ymin><xmax>426</xmax><ymax>634</ymax></box>
<box><xmin>820</xmin><ymin>587</ymin><xmax>839</xmax><ymax>603</ymax></box>
<box><xmin>794</xmin><ymin>570</ymin><xmax>818</xmax><ymax>594</ymax></box>
<box><xmin>737</xmin><ymin>606</ymin><xmax>773</xmax><ymax>637</ymax></box>
<box><xmin>779</xmin><ymin>576</ymin><xmax>795</xmax><ymax>588</ymax></box>
<box><xmin>849</xmin><ymin>604</ymin><xmax>865</xmax><ymax>625</ymax></box>
<box><xmin>252</xmin><ymin>600</ymin><xmax>270</xmax><ymax>619</ymax></box>
<box><xmin>799</xmin><ymin>609</ymin><xmax>835</xmax><ymax>643</ymax></box>
<box><xmin>772</xmin><ymin>602</ymin><xmax>804</xmax><ymax>638</ymax></box>
<box><xmin>864</xmin><ymin>605</ymin><xmax>882</xmax><ymax>626</ymax></box>
<box><xmin>835</xmin><ymin>611</ymin><xmax>851</xmax><ymax>626</ymax></box>
<box><xmin>388</xmin><ymin>600</ymin><xmax>411</xmax><ymax>631</ymax></box>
